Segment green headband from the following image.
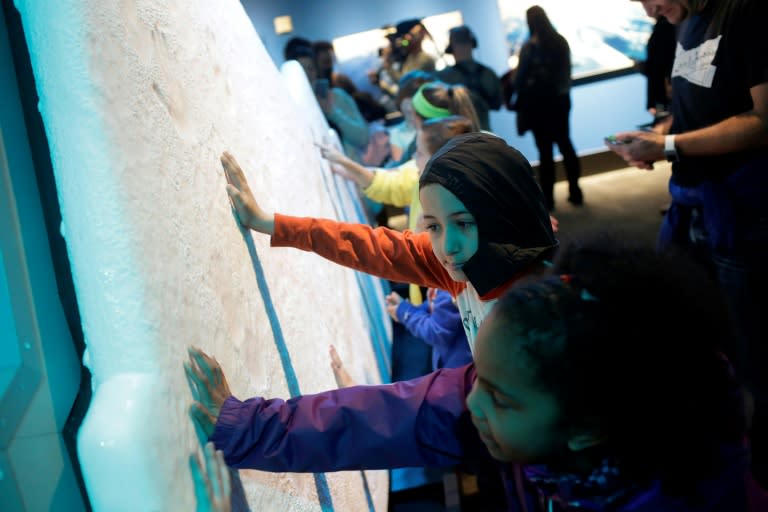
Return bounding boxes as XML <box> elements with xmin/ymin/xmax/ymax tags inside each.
<box><xmin>412</xmin><ymin>84</ymin><xmax>452</xmax><ymax>119</ymax></box>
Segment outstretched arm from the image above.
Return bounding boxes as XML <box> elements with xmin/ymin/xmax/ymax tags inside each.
<box><xmin>271</xmin><ymin>214</ymin><xmax>457</xmax><ymax>293</ymax></box>
<box><xmin>318</xmin><ymin>143</ymin><xmax>376</xmax><ymax>188</ymax></box>
<box><xmin>185</xmin><ymin>347</ymin><xmax>476</xmax><ymax>472</ymax></box>
<box><xmin>320</xmin><ymin>144</ymin><xmax>418</xmax><ymax>208</ymax></box>
<box><xmin>221</xmin><ymin>152</ymin><xmax>458</xmax><ymax>293</ymax></box>
<box><xmin>607</xmin><ymin>82</ymin><xmax>768</xmax><ymax>170</ymax></box>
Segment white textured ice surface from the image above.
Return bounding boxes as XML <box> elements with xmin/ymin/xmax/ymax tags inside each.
<box><xmin>15</xmin><ymin>0</ymin><xmax>389</xmax><ymax>509</ymax></box>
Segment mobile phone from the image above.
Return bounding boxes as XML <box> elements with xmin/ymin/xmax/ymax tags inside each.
<box><xmin>314</xmin><ymin>78</ymin><xmax>329</xmax><ymax>99</ymax></box>
<box><xmin>604</xmin><ymin>135</ymin><xmax>631</xmax><ymax>145</ymax></box>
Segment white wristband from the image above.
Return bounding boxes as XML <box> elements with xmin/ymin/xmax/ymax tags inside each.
<box><xmin>664</xmin><ymin>134</ymin><xmax>679</xmax><ymax>162</ymax></box>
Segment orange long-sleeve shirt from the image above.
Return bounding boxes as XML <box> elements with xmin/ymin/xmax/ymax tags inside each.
<box><xmin>271</xmin><ymin>214</ymin><xmax>519</xmax><ymax>354</ymax></box>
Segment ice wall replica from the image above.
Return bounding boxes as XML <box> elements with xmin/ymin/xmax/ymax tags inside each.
<box><xmin>14</xmin><ymin>0</ymin><xmax>391</xmax><ymax>510</ymax></box>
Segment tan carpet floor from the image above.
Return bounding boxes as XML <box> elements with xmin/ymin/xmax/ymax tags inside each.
<box><xmin>551</xmin><ymin>161</ymin><xmax>672</xmax><ymax>249</ymax></box>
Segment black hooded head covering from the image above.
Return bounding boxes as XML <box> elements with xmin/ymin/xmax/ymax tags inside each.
<box><xmin>419</xmin><ymin>132</ymin><xmax>558</xmax><ymax>295</ymax></box>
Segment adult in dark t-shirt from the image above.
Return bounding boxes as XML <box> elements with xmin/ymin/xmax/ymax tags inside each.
<box><xmin>607</xmin><ymin>0</ymin><xmax>768</xmax><ymax>489</ymax></box>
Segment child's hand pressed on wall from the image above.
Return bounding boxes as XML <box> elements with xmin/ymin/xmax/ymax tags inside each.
<box><xmin>316</xmin><ymin>142</ymin><xmax>347</xmax><ymax>165</ymax></box>
<box><xmin>221</xmin><ymin>151</ymin><xmax>275</xmax><ymax>234</ymax></box>
<box><xmin>329</xmin><ymin>345</ymin><xmax>356</xmax><ymax>388</ymax></box>
<box><xmin>385</xmin><ymin>291</ymin><xmax>403</xmax><ymax>322</ymax></box>
<box><xmin>185</xmin><ymin>346</ymin><xmax>233</xmax><ymax>444</ymax></box>
<box><xmin>316</xmin><ymin>143</ymin><xmax>356</xmax><ymax>180</ymax></box>
<box><xmin>189</xmin><ymin>441</ymin><xmax>232</xmax><ymax>512</ymax></box>
<box><xmin>316</xmin><ymin>142</ymin><xmax>375</xmax><ymax>188</ymax></box>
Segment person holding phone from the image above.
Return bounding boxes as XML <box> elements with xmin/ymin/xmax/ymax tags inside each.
<box><xmin>608</xmin><ymin>0</ymin><xmax>768</xmax><ymax>489</ymax></box>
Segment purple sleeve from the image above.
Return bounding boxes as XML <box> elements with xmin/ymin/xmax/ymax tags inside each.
<box><xmin>211</xmin><ymin>365</ymin><xmax>477</xmax><ymax>472</ymax></box>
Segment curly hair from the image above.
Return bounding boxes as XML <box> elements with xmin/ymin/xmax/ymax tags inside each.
<box><xmin>490</xmin><ymin>233</ymin><xmax>744</xmax><ymax>495</ymax></box>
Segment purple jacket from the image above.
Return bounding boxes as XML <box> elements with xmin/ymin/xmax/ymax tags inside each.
<box><xmin>211</xmin><ymin>365</ymin><xmax>767</xmax><ymax>511</ymax></box>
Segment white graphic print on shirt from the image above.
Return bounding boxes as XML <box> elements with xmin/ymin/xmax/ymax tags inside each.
<box><xmin>671</xmin><ymin>35</ymin><xmax>722</xmax><ymax>88</ymax></box>
<box><xmin>455</xmin><ymin>283</ymin><xmax>498</xmax><ymax>355</ymax></box>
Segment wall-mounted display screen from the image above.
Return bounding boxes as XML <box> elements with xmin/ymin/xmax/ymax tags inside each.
<box><xmin>498</xmin><ymin>1</ymin><xmax>654</xmax><ymax>82</ymax></box>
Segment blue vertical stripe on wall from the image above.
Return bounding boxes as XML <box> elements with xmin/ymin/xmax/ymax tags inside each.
<box><xmin>333</xmin><ymin>175</ymin><xmax>392</xmax><ymax>382</ymax></box>
<box><xmin>318</xmin><ymin>160</ymin><xmax>393</xmax><ymax>383</ymax></box>
<box><xmin>240</xmin><ymin>226</ymin><xmax>335</xmax><ymax>511</ymax></box>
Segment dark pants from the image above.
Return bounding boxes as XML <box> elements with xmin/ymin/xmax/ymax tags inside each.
<box><xmin>711</xmin><ymin>250</ymin><xmax>768</xmax><ymax>489</ymax></box>
<box><xmin>663</xmin><ymin>207</ymin><xmax>768</xmax><ymax>488</ymax></box>
<box><xmin>531</xmin><ymin>95</ymin><xmax>582</xmax><ymax>210</ymax></box>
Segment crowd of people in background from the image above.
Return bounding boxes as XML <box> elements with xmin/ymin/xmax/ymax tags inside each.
<box><xmin>185</xmin><ymin>2</ymin><xmax>768</xmax><ymax>510</ymax></box>
<box><xmin>280</xmin><ymin>13</ymin><xmax>585</xmax><ymax>217</ymax></box>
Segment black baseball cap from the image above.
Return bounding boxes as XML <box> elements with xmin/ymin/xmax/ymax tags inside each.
<box><xmin>384</xmin><ymin>18</ymin><xmax>423</xmax><ymax>41</ymax></box>
<box><xmin>445</xmin><ymin>25</ymin><xmax>477</xmax><ymax>54</ymax></box>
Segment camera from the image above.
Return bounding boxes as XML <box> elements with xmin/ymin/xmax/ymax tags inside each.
<box><xmin>378</xmin><ymin>18</ymin><xmax>421</xmax><ymax>64</ymax></box>
<box><xmin>379</xmin><ymin>36</ymin><xmax>410</xmax><ymax>64</ymax></box>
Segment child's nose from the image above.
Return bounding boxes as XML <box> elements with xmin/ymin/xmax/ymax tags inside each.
<box><xmin>442</xmin><ymin>229</ymin><xmax>462</xmax><ymax>256</ymax></box>
<box><xmin>466</xmin><ymin>384</ymin><xmax>487</xmax><ymax>420</ymax></box>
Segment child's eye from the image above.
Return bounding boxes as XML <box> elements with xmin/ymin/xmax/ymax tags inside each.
<box><xmin>424</xmin><ymin>223</ymin><xmax>439</xmax><ymax>233</ymax></box>
<box><xmin>453</xmin><ymin>217</ymin><xmax>476</xmax><ymax>230</ymax></box>
<box><xmin>491</xmin><ymin>392</ymin><xmax>519</xmax><ymax>409</ymax></box>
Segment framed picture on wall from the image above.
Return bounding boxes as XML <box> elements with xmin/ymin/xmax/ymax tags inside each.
<box><xmin>498</xmin><ymin>1</ymin><xmax>654</xmax><ymax>83</ymax></box>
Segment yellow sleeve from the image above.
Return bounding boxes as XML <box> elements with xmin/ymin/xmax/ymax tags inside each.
<box><xmin>362</xmin><ymin>159</ymin><xmax>419</xmax><ymax>208</ymax></box>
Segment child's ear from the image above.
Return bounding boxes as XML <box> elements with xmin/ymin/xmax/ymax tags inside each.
<box><xmin>567</xmin><ymin>427</ymin><xmax>603</xmax><ymax>452</ymax></box>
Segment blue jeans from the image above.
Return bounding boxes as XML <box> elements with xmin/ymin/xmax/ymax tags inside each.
<box><xmin>680</xmin><ymin>208</ymin><xmax>768</xmax><ymax>400</ymax></box>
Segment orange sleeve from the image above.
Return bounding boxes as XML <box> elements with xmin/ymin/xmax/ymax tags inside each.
<box><xmin>271</xmin><ymin>214</ymin><xmax>464</xmax><ymax>296</ymax></box>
